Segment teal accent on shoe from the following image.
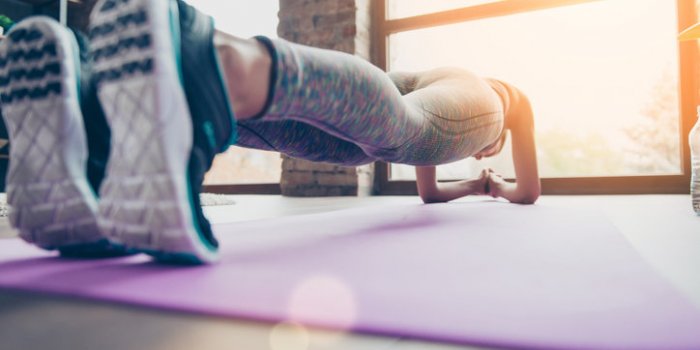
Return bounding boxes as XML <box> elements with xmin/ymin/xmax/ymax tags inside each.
<box><xmin>69</xmin><ymin>32</ymin><xmax>82</xmax><ymax>105</ymax></box>
<box><xmin>167</xmin><ymin>0</ymin><xmax>216</xmax><ymax>255</ymax></box>
<box><xmin>209</xmin><ymin>18</ymin><xmax>238</xmax><ymax>148</ymax></box>
<box><xmin>168</xmin><ymin>0</ymin><xmax>184</xmax><ymax>85</ymax></box>
<box><xmin>203</xmin><ymin>121</ymin><xmax>216</xmax><ymax>150</ymax></box>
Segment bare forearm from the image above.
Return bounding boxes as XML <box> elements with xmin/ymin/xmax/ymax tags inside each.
<box><xmin>505</xmin><ymin>90</ymin><xmax>541</xmax><ymax>203</ymax></box>
<box><xmin>421</xmin><ymin>180</ymin><xmax>485</xmax><ymax>203</ymax></box>
<box><xmin>494</xmin><ymin>181</ymin><xmax>538</xmax><ymax>204</ymax></box>
<box><xmin>416</xmin><ymin>166</ymin><xmax>487</xmax><ymax>203</ymax></box>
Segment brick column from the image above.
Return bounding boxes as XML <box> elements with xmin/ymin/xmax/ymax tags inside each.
<box><xmin>277</xmin><ymin>0</ymin><xmax>374</xmax><ymax>197</ymax></box>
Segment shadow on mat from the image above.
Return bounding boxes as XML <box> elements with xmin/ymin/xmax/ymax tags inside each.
<box><xmin>217</xmin><ymin>201</ymin><xmax>513</xmax><ymax>263</ymax></box>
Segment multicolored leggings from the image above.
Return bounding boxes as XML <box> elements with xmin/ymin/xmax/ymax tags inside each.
<box><xmin>236</xmin><ymin>37</ymin><xmax>504</xmax><ymax>166</ymax></box>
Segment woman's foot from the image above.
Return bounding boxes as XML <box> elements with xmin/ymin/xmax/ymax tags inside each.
<box><xmin>89</xmin><ymin>0</ymin><xmax>236</xmax><ymax>264</ymax></box>
<box><xmin>0</xmin><ymin>17</ymin><xmax>128</xmax><ymax>257</ymax></box>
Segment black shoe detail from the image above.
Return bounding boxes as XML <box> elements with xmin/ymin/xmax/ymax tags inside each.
<box><xmin>0</xmin><ymin>62</ymin><xmax>61</xmax><ymax>87</ymax></box>
<box><xmin>59</xmin><ymin>240</ymin><xmax>136</xmax><ymax>258</ymax></box>
<box><xmin>8</xmin><ymin>28</ymin><xmax>43</xmax><ymax>43</ymax></box>
<box><xmin>100</xmin><ymin>0</ymin><xmax>130</xmax><ymax>13</ymax></box>
<box><xmin>0</xmin><ymin>42</ymin><xmax>58</xmax><ymax>69</ymax></box>
<box><xmin>0</xmin><ymin>81</ymin><xmax>62</xmax><ymax>103</ymax></box>
<box><xmin>72</xmin><ymin>29</ymin><xmax>112</xmax><ymax>194</ymax></box>
<box><xmin>94</xmin><ymin>57</ymin><xmax>153</xmax><ymax>84</ymax></box>
<box><xmin>92</xmin><ymin>33</ymin><xmax>151</xmax><ymax>62</ymax></box>
<box><xmin>177</xmin><ymin>0</ymin><xmax>237</xmax><ymax>249</ymax></box>
<box><xmin>89</xmin><ymin>9</ymin><xmax>148</xmax><ymax>40</ymax></box>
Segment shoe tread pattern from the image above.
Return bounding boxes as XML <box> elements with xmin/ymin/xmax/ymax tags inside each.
<box><xmin>0</xmin><ymin>18</ymin><xmax>101</xmax><ymax>249</ymax></box>
<box><xmin>90</xmin><ymin>0</ymin><xmax>216</xmax><ymax>263</ymax></box>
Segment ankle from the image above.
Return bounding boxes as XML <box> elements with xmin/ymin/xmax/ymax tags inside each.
<box><xmin>214</xmin><ymin>33</ymin><xmax>271</xmax><ymax>120</ymax></box>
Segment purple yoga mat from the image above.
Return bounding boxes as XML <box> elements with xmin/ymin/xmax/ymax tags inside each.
<box><xmin>1</xmin><ymin>202</ymin><xmax>699</xmax><ymax>350</ymax></box>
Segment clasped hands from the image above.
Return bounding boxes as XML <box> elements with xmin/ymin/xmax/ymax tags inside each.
<box><xmin>470</xmin><ymin>168</ymin><xmax>509</xmax><ymax>198</ymax></box>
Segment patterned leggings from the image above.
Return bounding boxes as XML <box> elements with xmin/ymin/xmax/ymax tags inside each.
<box><xmin>236</xmin><ymin>37</ymin><xmax>504</xmax><ymax>166</ymax></box>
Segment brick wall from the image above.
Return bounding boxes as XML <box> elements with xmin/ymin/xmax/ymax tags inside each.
<box><xmin>277</xmin><ymin>0</ymin><xmax>374</xmax><ymax>197</ymax></box>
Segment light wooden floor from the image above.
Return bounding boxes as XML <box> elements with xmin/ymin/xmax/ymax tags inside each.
<box><xmin>1</xmin><ymin>195</ymin><xmax>699</xmax><ymax>350</ymax></box>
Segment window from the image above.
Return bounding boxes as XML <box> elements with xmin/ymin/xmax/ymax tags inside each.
<box><xmin>388</xmin><ymin>0</ymin><xmax>503</xmax><ymax>19</ymax></box>
<box><xmin>204</xmin><ymin>147</ymin><xmax>282</xmax><ymax>185</ymax></box>
<box><xmin>374</xmin><ymin>0</ymin><xmax>698</xmax><ymax>194</ymax></box>
<box><xmin>188</xmin><ymin>1</ymin><xmax>283</xmax><ymax>192</ymax></box>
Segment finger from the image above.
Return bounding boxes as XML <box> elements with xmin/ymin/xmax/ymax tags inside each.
<box><xmin>488</xmin><ymin>184</ymin><xmax>498</xmax><ymax>197</ymax></box>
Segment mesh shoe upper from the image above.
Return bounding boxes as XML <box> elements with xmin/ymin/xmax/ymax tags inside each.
<box><xmin>177</xmin><ymin>0</ymin><xmax>237</xmax><ymax>248</ymax></box>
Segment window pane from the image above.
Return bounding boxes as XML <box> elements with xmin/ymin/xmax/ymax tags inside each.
<box><xmin>187</xmin><ymin>0</ymin><xmax>279</xmax><ymax>38</ymax></box>
<box><xmin>387</xmin><ymin>0</ymin><xmax>505</xmax><ymax>19</ymax></box>
<box><xmin>187</xmin><ymin>1</ymin><xmax>283</xmax><ymax>185</ymax></box>
<box><xmin>388</xmin><ymin>0</ymin><xmax>681</xmax><ymax>180</ymax></box>
<box><xmin>204</xmin><ymin>147</ymin><xmax>282</xmax><ymax>185</ymax></box>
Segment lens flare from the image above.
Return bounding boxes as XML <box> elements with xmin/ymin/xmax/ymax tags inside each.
<box><xmin>284</xmin><ymin>274</ymin><xmax>358</xmax><ymax>345</ymax></box>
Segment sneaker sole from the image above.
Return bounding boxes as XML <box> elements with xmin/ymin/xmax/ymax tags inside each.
<box><xmin>0</xmin><ymin>18</ymin><xmax>106</xmax><ymax>251</ymax></box>
<box><xmin>90</xmin><ymin>0</ymin><xmax>218</xmax><ymax>264</ymax></box>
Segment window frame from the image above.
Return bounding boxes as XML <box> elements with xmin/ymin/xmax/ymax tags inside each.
<box><xmin>202</xmin><ymin>148</ymin><xmax>282</xmax><ymax>195</ymax></box>
<box><xmin>371</xmin><ymin>0</ymin><xmax>699</xmax><ymax>195</ymax></box>
<box><xmin>203</xmin><ymin>183</ymin><xmax>281</xmax><ymax>195</ymax></box>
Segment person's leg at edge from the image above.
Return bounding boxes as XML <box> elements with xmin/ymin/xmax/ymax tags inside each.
<box><xmin>211</xmin><ymin>32</ymin><xmax>503</xmax><ymax>166</ymax></box>
<box><xmin>213</xmin><ymin>31</ymin><xmax>377</xmax><ymax>165</ymax></box>
<box><xmin>212</xmin><ymin>31</ymin><xmax>271</xmax><ymax>121</ymax></box>
<box><xmin>89</xmin><ymin>0</ymin><xmax>239</xmax><ymax>264</ymax></box>
<box><xmin>212</xmin><ymin>32</ymin><xmax>423</xmax><ymax>164</ymax></box>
